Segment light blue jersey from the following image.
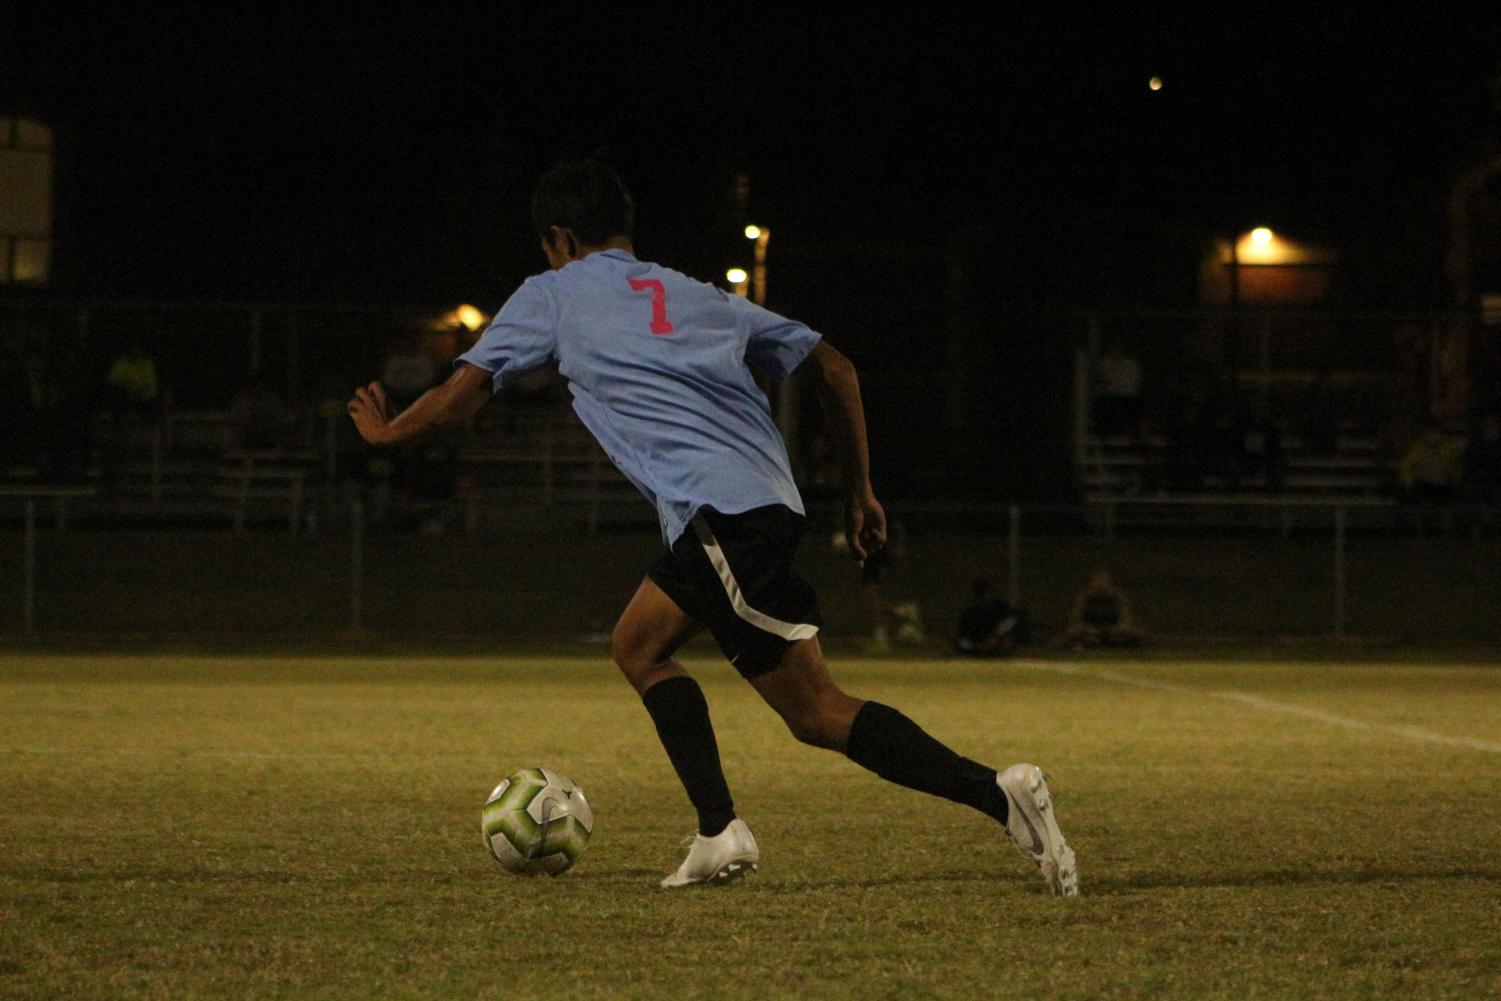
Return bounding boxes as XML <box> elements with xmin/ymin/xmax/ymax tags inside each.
<box><xmin>456</xmin><ymin>249</ymin><xmax>821</xmax><ymax>544</ymax></box>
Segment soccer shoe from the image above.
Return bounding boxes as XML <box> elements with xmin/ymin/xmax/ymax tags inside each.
<box><xmin>998</xmin><ymin>763</ymin><xmax>1079</xmax><ymax>896</ymax></box>
<box><xmin>660</xmin><ymin>818</ymin><xmax>760</xmax><ymax>888</ymax></box>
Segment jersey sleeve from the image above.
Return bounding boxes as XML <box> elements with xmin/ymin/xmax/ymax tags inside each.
<box><xmin>454</xmin><ymin>278</ymin><xmax>558</xmax><ymax>394</ymax></box>
<box><xmin>729</xmin><ymin>296</ymin><xmax>822</xmax><ymax>378</ymax></box>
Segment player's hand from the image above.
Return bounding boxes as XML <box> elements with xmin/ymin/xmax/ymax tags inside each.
<box><xmin>347</xmin><ymin>381</ymin><xmax>393</xmax><ymax>445</ymax></box>
<box><xmin>845</xmin><ymin>488</ymin><xmax>887</xmax><ymax>566</ymax></box>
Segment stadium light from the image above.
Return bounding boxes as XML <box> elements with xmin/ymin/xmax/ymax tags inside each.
<box><xmin>726</xmin><ymin>267</ymin><xmax>750</xmax><ymax>297</ymax></box>
<box><xmin>454</xmin><ymin>304</ymin><xmax>488</xmax><ymax>332</ymax></box>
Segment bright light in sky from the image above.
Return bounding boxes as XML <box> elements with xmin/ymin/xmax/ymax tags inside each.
<box><xmin>726</xmin><ymin>268</ymin><xmax>748</xmax><ymax>284</ymax></box>
<box><xmin>1251</xmin><ymin>227</ymin><xmax>1274</xmax><ymax>245</ymax></box>
<box><xmin>1149</xmin><ymin>76</ymin><xmax>1163</xmax><ymax>91</ymax></box>
<box><xmin>744</xmin><ymin>225</ymin><xmax>762</xmax><ymax>240</ymax></box>
<box><xmin>454</xmin><ymin>304</ymin><xmax>487</xmax><ymax>331</ymax></box>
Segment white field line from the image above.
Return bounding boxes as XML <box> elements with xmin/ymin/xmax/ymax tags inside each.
<box><xmin>0</xmin><ymin>745</ymin><xmax>495</xmax><ymax>763</ymax></box>
<box><xmin>1020</xmin><ymin>661</ymin><xmax>1501</xmax><ymax>755</ymax></box>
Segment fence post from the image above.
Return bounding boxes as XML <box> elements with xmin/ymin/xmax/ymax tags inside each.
<box><xmin>1333</xmin><ymin>505</ymin><xmax>1347</xmax><ymax>640</ymax></box>
<box><xmin>1007</xmin><ymin>503</ymin><xmax>1022</xmax><ymax>608</ymax></box>
<box><xmin>350</xmin><ymin>495</ymin><xmax>364</xmax><ymax>635</ymax></box>
<box><xmin>23</xmin><ymin>500</ymin><xmax>36</xmax><ymax>636</ymax></box>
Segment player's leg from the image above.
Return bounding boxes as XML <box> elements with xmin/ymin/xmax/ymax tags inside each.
<box><xmin>749</xmin><ymin>636</ymin><xmax>1004</xmax><ymax>812</ymax></box>
<box><xmin>611</xmin><ymin>576</ymin><xmax>699</xmax><ymax>694</ymax></box>
<box><xmin>751</xmin><ymin>637</ymin><xmax>1079</xmax><ymax>895</ymax></box>
<box><xmin>612</xmin><ymin>577</ymin><xmax>738</xmax><ymax>840</ymax></box>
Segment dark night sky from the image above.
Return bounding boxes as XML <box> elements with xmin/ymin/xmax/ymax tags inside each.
<box><xmin>6</xmin><ymin>7</ymin><xmax>1500</xmax><ymax>308</ymax></box>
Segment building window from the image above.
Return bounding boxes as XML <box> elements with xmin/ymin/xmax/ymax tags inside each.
<box><xmin>0</xmin><ymin>115</ymin><xmax>53</xmax><ymax>285</ymax></box>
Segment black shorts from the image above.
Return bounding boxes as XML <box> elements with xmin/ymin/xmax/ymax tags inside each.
<box><xmin>648</xmin><ymin>504</ymin><xmax>823</xmax><ymax>679</ymax></box>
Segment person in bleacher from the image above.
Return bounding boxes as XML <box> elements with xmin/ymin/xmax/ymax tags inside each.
<box><xmin>1399</xmin><ymin>422</ymin><xmax>1463</xmax><ymax>505</ymax></box>
<box><xmin>102</xmin><ymin>337</ymin><xmax>163</xmax><ymax>424</ymax></box>
<box><xmin>1092</xmin><ymin>339</ymin><xmax>1143</xmax><ymax>439</ymax></box>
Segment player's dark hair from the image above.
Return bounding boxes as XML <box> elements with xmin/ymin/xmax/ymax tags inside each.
<box><xmin>532</xmin><ymin>159</ymin><xmax>635</xmax><ymax>247</ymax></box>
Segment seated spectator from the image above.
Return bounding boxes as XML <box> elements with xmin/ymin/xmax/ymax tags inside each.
<box><xmin>1092</xmin><ymin>339</ymin><xmax>1143</xmax><ymax>437</ymax></box>
<box><xmin>1066</xmin><ymin>566</ymin><xmax>1145</xmax><ymax>649</ymax></box>
<box><xmin>1236</xmin><ymin>403</ymin><xmax>1286</xmax><ymax>492</ymax></box>
<box><xmin>954</xmin><ymin>578</ymin><xmax>1030</xmax><ymax>657</ymax></box>
<box><xmin>1399</xmin><ymin>423</ymin><xmax>1463</xmax><ymax>504</ymax></box>
<box><xmin>102</xmin><ymin>338</ymin><xmax>163</xmax><ymax>423</ymax></box>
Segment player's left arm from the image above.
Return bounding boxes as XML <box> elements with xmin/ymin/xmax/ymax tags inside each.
<box><xmin>806</xmin><ymin>340</ymin><xmax>886</xmax><ymax>564</ymax></box>
<box><xmin>348</xmin><ymin>363</ymin><xmax>492</xmax><ymax>446</ymax></box>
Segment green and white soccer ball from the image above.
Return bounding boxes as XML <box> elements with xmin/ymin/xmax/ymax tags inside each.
<box><xmin>482</xmin><ymin>768</ymin><xmax>594</xmax><ymax>876</ymax></box>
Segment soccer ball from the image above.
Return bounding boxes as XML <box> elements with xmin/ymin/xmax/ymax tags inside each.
<box><xmin>481</xmin><ymin>768</ymin><xmax>594</xmax><ymax>876</ymax></box>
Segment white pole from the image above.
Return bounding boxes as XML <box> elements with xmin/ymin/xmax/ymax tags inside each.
<box><xmin>1007</xmin><ymin>503</ymin><xmax>1022</xmax><ymax>608</ymax></box>
<box><xmin>350</xmin><ymin>495</ymin><xmax>364</xmax><ymax>635</ymax></box>
<box><xmin>23</xmin><ymin>500</ymin><xmax>35</xmax><ymax>635</ymax></box>
<box><xmin>1333</xmin><ymin>505</ymin><xmax>1347</xmax><ymax>640</ymax></box>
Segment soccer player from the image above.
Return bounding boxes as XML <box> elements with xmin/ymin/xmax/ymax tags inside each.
<box><xmin>347</xmin><ymin>161</ymin><xmax>1078</xmax><ymax>895</ymax></box>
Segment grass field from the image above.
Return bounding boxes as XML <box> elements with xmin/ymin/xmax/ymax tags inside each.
<box><xmin>2</xmin><ymin>653</ymin><xmax>1499</xmax><ymax>1000</ymax></box>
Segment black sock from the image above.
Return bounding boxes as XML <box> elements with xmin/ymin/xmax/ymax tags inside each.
<box><xmin>640</xmin><ymin>676</ymin><xmax>736</xmax><ymax>837</ymax></box>
<box><xmin>844</xmin><ymin>701</ymin><xmax>1008</xmax><ymax>824</ymax></box>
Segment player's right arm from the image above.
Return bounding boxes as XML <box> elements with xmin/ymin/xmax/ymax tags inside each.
<box><xmin>347</xmin><ymin>364</ymin><xmax>492</xmax><ymax>446</ymax></box>
<box><xmin>351</xmin><ymin>278</ymin><xmax>558</xmax><ymax>446</ymax></box>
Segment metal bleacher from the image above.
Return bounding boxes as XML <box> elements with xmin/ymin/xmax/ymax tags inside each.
<box><xmin>1</xmin><ymin>401</ymin><xmax>650</xmax><ymax>535</ymax></box>
<box><xmin>1079</xmin><ymin>426</ymin><xmax>1400</xmax><ymax>533</ymax></box>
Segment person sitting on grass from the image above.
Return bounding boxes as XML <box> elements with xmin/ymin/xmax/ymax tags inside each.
<box><xmin>954</xmin><ymin>578</ymin><xmax>1030</xmax><ymax>657</ymax></box>
<box><xmin>1066</xmin><ymin>565</ymin><xmax>1145</xmax><ymax>649</ymax></box>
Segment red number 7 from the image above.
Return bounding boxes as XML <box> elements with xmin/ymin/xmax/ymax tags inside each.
<box><xmin>628</xmin><ymin>278</ymin><xmax>675</xmax><ymax>335</ymax></box>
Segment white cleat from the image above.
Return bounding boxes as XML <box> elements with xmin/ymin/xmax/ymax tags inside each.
<box><xmin>660</xmin><ymin>818</ymin><xmax>760</xmax><ymax>888</ymax></box>
<box><xmin>998</xmin><ymin>763</ymin><xmax>1079</xmax><ymax>896</ymax></box>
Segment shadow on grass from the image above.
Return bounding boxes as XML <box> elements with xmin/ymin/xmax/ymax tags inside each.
<box><xmin>1079</xmin><ymin>865</ymin><xmax>1499</xmax><ymax>894</ymax></box>
<box><xmin>740</xmin><ymin>864</ymin><xmax>1498</xmax><ymax>895</ymax></box>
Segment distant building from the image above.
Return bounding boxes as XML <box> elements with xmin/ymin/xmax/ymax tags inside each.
<box><xmin>0</xmin><ymin>115</ymin><xmax>54</xmax><ymax>286</ymax></box>
<box><xmin>1199</xmin><ymin>229</ymin><xmax>1339</xmax><ymax>306</ymax></box>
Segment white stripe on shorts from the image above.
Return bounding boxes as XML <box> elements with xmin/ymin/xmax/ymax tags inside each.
<box><xmin>697</xmin><ymin>526</ymin><xmax>820</xmax><ymax>642</ymax></box>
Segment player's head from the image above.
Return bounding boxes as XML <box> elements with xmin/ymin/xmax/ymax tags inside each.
<box><xmin>532</xmin><ymin>159</ymin><xmax>634</xmax><ymax>269</ymax></box>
